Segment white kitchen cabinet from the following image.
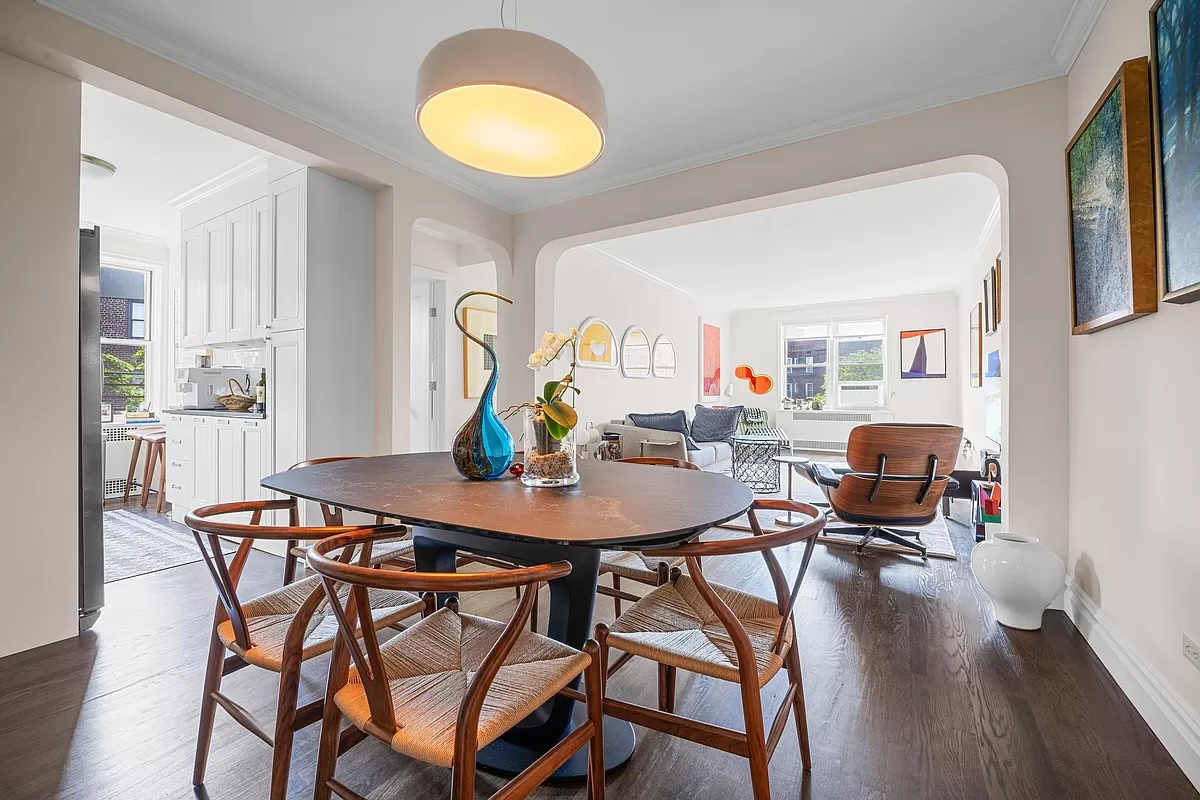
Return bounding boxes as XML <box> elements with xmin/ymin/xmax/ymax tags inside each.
<box><xmin>226</xmin><ymin>203</ymin><xmax>254</xmax><ymax>343</ymax></box>
<box><xmin>240</xmin><ymin>419</ymin><xmax>267</xmax><ymax>504</ymax></box>
<box><xmin>180</xmin><ymin>225</ymin><xmax>205</xmax><ymax>348</ymax></box>
<box><xmin>251</xmin><ymin>195</ymin><xmax>272</xmax><ymax>340</ymax></box>
<box><xmin>268</xmin><ymin>329</ymin><xmax>305</xmax><ymax>478</ymax></box>
<box><xmin>214</xmin><ymin>417</ymin><xmax>241</xmax><ymax>505</ymax></box>
<box><xmin>191</xmin><ymin>417</ymin><xmax>218</xmax><ymax>509</ymax></box>
<box><xmin>202</xmin><ymin>216</ymin><xmax>228</xmax><ymax>345</ymax></box>
<box><xmin>268</xmin><ymin>170</ymin><xmax>306</xmax><ymax>333</ymax></box>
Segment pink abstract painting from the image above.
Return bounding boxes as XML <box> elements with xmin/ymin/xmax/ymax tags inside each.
<box><xmin>702</xmin><ymin>323</ymin><xmax>721</xmax><ymax>397</ymax></box>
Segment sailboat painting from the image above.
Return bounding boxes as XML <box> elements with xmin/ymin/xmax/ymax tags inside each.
<box><xmin>900</xmin><ymin>328</ymin><xmax>947</xmax><ymax>379</ymax></box>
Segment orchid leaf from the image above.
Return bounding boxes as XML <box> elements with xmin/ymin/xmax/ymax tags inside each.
<box><xmin>543</xmin><ymin>413</ymin><xmax>570</xmax><ymax>440</ymax></box>
<box><xmin>542</xmin><ymin>399</ymin><xmax>578</xmax><ymax>433</ymax></box>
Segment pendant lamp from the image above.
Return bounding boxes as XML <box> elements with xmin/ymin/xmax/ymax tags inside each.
<box><xmin>416</xmin><ymin>28</ymin><xmax>607</xmax><ymax>178</ymax></box>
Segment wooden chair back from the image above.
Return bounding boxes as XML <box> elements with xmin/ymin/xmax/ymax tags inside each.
<box><xmin>617</xmin><ymin>456</ymin><xmax>701</xmax><ymax>470</ymax></box>
<box><xmin>834</xmin><ymin>424</ymin><xmax>962</xmax><ymax>525</ymax></box>
<box><xmin>184</xmin><ymin>500</ymin><xmax>380</xmax><ymax>653</ymax></box>
<box><xmin>305</xmin><ymin>528</ymin><xmax>573</xmax><ymax>755</ymax></box>
<box><xmin>651</xmin><ymin>499</ymin><xmax>825</xmax><ymax>656</ymax></box>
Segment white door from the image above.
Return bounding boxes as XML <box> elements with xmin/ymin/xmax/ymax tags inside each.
<box><xmin>409</xmin><ymin>280</ymin><xmax>436</xmax><ymax>452</ymax></box>
<box><xmin>250</xmin><ymin>195</ymin><xmax>272</xmax><ymax>339</ymax></box>
<box><xmin>226</xmin><ymin>204</ymin><xmax>254</xmax><ymax>342</ymax></box>
<box><xmin>202</xmin><ymin>216</ymin><xmax>229</xmax><ymax>345</ymax></box>
<box><xmin>180</xmin><ymin>225</ymin><xmax>205</xmax><ymax>348</ymax></box>
<box><xmin>269</xmin><ymin>171</ymin><xmax>305</xmax><ymax>333</ymax></box>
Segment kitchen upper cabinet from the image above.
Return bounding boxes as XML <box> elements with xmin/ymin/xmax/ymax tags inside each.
<box><xmin>181</xmin><ymin>225</ymin><xmax>206</xmax><ymax>348</ymax></box>
<box><xmin>226</xmin><ymin>203</ymin><xmax>254</xmax><ymax>343</ymax></box>
<box><xmin>202</xmin><ymin>216</ymin><xmax>228</xmax><ymax>345</ymax></box>
<box><xmin>251</xmin><ymin>195</ymin><xmax>272</xmax><ymax>339</ymax></box>
<box><xmin>269</xmin><ymin>171</ymin><xmax>306</xmax><ymax>333</ymax></box>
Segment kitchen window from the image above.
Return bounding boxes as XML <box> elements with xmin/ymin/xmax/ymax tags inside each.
<box><xmin>100</xmin><ymin>265</ymin><xmax>151</xmax><ymax>412</ymax></box>
<box><xmin>782</xmin><ymin>319</ymin><xmax>887</xmax><ymax>409</ymax></box>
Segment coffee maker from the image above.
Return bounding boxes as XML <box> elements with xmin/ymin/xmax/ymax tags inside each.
<box><xmin>175</xmin><ymin>367</ymin><xmax>255</xmax><ymax>409</ymax></box>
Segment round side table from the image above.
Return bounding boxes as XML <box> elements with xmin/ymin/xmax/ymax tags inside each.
<box><xmin>772</xmin><ymin>454</ymin><xmax>811</xmax><ymax>526</ymax></box>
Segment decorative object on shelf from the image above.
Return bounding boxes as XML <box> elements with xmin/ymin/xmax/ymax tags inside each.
<box><xmin>899</xmin><ymin>328</ymin><xmax>947</xmax><ymax>379</ymax></box>
<box><xmin>620</xmin><ymin>326</ymin><xmax>652</xmax><ymax>378</ymax></box>
<box><xmin>700</xmin><ymin>320</ymin><xmax>722</xmax><ymax>400</ymax></box>
<box><xmin>652</xmin><ymin>335</ymin><xmax>677</xmax><ymax>378</ymax></box>
<box><xmin>462</xmin><ymin>306</ymin><xmax>498</xmax><ymax>398</ymax></box>
<box><xmin>577</xmin><ymin>317</ymin><xmax>617</xmax><ymax>369</ymax></box>
<box><xmin>597</xmin><ymin>432</ymin><xmax>623</xmax><ymax>461</ymax></box>
<box><xmin>508</xmin><ymin>327</ymin><xmax>583</xmax><ymax>486</ymax></box>
<box><xmin>733</xmin><ymin>364</ymin><xmax>774</xmax><ymax>395</ymax></box>
<box><xmin>451</xmin><ymin>291</ymin><xmax>515</xmax><ymax>481</ymax></box>
<box><xmin>1151</xmin><ymin>0</ymin><xmax>1200</xmax><ymax>303</ymax></box>
<box><xmin>1067</xmin><ymin>57</ymin><xmax>1158</xmax><ymax>334</ymax></box>
<box><xmin>971</xmin><ymin>533</ymin><xmax>1065</xmax><ymax>630</ymax></box>
<box><xmin>217</xmin><ymin>378</ymin><xmax>257</xmax><ymax>412</ymax></box>
<box><xmin>969</xmin><ymin>303</ymin><xmax>983</xmax><ymax>388</ymax></box>
<box><xmin>415</xmin><ymin>15</ymin><xmax>606</xmax><ymax>178</ymax></box>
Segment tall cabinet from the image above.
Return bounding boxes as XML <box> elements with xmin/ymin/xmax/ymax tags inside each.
<box><xmin>171</xmin><ymin>160</ymin><xmax>376</xmax><ymax>542</ymax></box>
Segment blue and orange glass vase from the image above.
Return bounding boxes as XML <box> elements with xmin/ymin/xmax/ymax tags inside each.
<box><xmin>451</xmin><ymin>291</ymin><xmax>515</xmax><ymax>480</ymax></box>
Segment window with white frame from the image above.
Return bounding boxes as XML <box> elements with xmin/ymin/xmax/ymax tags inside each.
<box><xmin>100</xmin><ymin>265</ymin><xmax>151</xmax><ymax>412</ymax></box>
<box><xmin>782</xmin><ymin>319</ymin><xmax>886</xmax><ymax>408</ymax></box>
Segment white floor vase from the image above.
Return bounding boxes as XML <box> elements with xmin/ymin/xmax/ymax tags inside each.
<box><xmin>970</xmin><ymin>533</ymin><xmax>1066</xmax><ymax>631</ymax></box>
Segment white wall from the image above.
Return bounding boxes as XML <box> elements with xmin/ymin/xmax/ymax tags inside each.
<box><xmin>1066</xmin><ymin>0</ymin><xmax>1200</xmax><ymax>785</ymax></box>
<box><xmin>553</xmin><ymin>247</ymin><xmax>707</xmax><ymax>428</ymax></box>
<box><xmin>446</xmin><ymin>261</ymin><xmax>498</xmax><ymax>445</ymax></box>
<box><xmin>0</xmin><ymin>52</ymin><xmax>82</xmax><ymax>657</ymax></box>
<box><xmin>957</xmin><ymin>220</ymin><xmax>1002</xmax><ymax>465</ymax></box>
<box><xmin>729</xmin><ymin>293</ymin><xmax>961</xmax><ymax>423</ymax></box>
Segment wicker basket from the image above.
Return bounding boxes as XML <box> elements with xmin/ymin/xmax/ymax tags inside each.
<box><xmin>218</xmin><ymin>378</ymin><xmax>257</xmax><ymax>412</ymax></box>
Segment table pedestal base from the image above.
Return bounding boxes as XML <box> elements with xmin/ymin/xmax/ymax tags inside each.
<box><xmin>476</xmin><ymin>703</ymin><xmax>636</xmax><ymax>778</ymax></box>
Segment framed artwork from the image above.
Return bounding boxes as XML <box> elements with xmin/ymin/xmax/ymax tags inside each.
<box><xmin>984</xmin><ymin>348</ymin><xmax>1002</xmax><ymax>445</ymax></box>
<box><xmin>462</xmin><ymin>307</ymin><xmax>496</xmax><ymax>398</ymax></box>
<box><xmin>899</xmin><ymin>328</ymin><xmax>947</xmax><ymax>379</ymax></box>
<box><xmin>993</xmin><ymin>257</ymin><xmax>1002</xmax><ymax>327</ymax></box>
<box><xmin>982</xmin><ymin>268</ymin><xmax>996</xmax><ymax>335</ymax></box>
<box><xmin>620</xmin><ymin>326</ymin><xmax>651</xmax><ymax>378</ymax></box>
<box><xmin>577</xmin><ymin>317</ymin><xmax>618</xmax><ymax>369</ymax></box>
<box><xmin>700</xmin><ymin>321</ymin><xmax>722</xmax><ymax>400</ymax></box>
<box><xmin>1151</xmin><ymin>0</ymin><xmax>1200</xmax><ymax>303</ymax></box>
<box><xmin>969</xmin><ymin>303</ymin><xmax>983</xmax><ymax>388</ymax></box>
<box><xmin>1066</xmin><ymin>57</ymin><xmax>1158</xmax><ymax>334</ymax></box>
<box><xmin>100</xmin><ymin>402</ymin><xmax>113</xmax><ymax>424</ymax></box>
<box><xmin>734</xmin><ymin>364</ymin><xmax>774</xmax><ymax>395</ymax></box>
<box><xmin>652</xmin><ymin>335</ymin><xmax>677</xmax><ymax>378</ymax></box>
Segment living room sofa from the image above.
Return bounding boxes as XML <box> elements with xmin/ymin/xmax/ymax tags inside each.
<box><xmin>598</xmin><ymin>416</ymin><xmax>733</xmax><ymax>473</ymax></box>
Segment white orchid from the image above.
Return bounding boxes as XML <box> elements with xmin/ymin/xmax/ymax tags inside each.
<box><xmin>527</xmin><ymin>330</ymin><xmax>579</xmax><ymax>371</ymax></box>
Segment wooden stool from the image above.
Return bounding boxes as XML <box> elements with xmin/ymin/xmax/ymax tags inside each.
<box><xmin>139</xmin><ymin>432</ymin><xmax>167</xmax><ymax>513</ymax></box>
<box><xmin>122</xmin><ymin>427</ymin><xmax>165</xmax><ymax>503</ymax></box>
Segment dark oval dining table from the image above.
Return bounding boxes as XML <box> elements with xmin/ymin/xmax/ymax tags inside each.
<box><xmin>262</xmin><ymin>452</ymin><xmax>753</xmax><ymax>777</ymax></box>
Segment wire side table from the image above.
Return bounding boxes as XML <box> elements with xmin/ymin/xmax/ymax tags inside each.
<box><xmin>731</xmin><ymin>435</ymin><xmax>784</xmax><ymax>493</ymax></box>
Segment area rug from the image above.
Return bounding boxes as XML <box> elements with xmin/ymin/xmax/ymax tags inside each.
<box><xmin>103</xmin><ymin>509</ymin><xmax>234</xmax><ymax>583</ymax></box>
<box><xmin>718</xmin><ymin>470</ymin><xmax>956</xmax><ymax>560</ymax></box>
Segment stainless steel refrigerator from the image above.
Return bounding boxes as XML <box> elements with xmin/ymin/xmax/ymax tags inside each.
<box><xmin>79</xmin><ymin>226</ymin><xmax>104</xmax><ymax>630</ymax></box>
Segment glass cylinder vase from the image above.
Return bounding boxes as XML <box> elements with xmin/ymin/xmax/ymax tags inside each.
<box><xmin>521</xmin><ymin>408</ymin><xmax>579</xmax><ymax>487</ymax></box>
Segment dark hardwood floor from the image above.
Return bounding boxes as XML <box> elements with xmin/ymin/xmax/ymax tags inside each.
<box><xmin>0</xmin><ymin>507</ymin><xmax>1194</xmax><ymax>799</ymax></box>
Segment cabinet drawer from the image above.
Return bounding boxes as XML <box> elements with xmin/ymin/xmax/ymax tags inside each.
<box><xmin>166</xmin><ymin>470</ymin><xmax>191</xmax><ymax>505</ymax></box>
<box><xmin>166</xmin><ymin>424</ymin><xmax>195</xmax><ymax>462</ymax></box>
<box><xmin>166</xmin><ymin>457</ymin><xmax>190</xmax><ymax>485</ymax></box>
<box><xmin>236</xmin><ymin>418</ymin><xmax>262</xmax><ymax>429</ymax></box>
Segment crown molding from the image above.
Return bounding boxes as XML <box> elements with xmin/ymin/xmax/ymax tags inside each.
<box><xmin>583</xmin><ymin>244</ymin><xmax>697</xmax><ymax>300</ymax></box>
<box><xmin>412</xmin><ymin>219</ymin><xmax>464</xmax><ymax>244</ymax></box>
<box><xmin>45</xmin><ymin>0</ymin><xmax>1097</xmax><ymax>217</ymax></box>
<box><xmin>167</xmin><ymin>155</ymin><xmax>266</xmax><ymax>209</ymax></box>
<box><xmin>508</xmin><ymin>57</ymin><xmax>1067</xmax><ymax>213</ymax></box>
<box><xmin>39</xmin><ymin>0</ymin><xmax>521</xmax><ymax>213</ymax></box>
<box><xmin>1052</xmin><ymin>0</ymin><xmax>1108</xmax><ymax>72</ymax></box>
<box><xmin>967</xmin><ymin>197</ymin><xmax>1003</xmax><ymax>270</ymax></box>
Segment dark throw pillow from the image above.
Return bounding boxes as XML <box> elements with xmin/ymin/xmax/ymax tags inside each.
<box><xmin>691</xmin><ymin>404</ymin><xmax>743</xmax><ymax>443</ymax></box>
<box><xmin>628</xmin><ymin>410</ymin><xmax>699</xmax><ymax>451</ymax></box>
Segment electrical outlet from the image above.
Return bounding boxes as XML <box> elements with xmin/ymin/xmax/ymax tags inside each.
<box><xmin>1184</xmin><ymin>633</ymin><xmax>1200</xmax><ymax>671</ymax></box>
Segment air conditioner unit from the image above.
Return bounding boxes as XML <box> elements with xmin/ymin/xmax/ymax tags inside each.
<box><xmin>837</xmin><ymin>383</ymin><xmax>886</xmax><ymax>410</ymax></box>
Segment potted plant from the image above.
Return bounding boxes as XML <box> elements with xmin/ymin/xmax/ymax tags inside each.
<box><xmin>506</xmin><ymin>329</ymin><xmax>582</xmax><ymax>486</ymax></box>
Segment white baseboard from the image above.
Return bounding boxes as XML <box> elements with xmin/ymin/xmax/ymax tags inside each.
<box><xmin>1064</xmin><ymin>578</ymin><xmax>1200</xmax><ymax>789</ymax></box>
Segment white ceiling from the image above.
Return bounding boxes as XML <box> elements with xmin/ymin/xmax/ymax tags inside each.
<box><xmin>80</xmin><ymin>84</ymin><xmax>262</xmax><ymax>241</ymax></box>
<box><xmin>49</xmin><ymin>0</ymin><xmax>1102</xmax><ymax>213</ymax></box>
<box><xmin>591</xmin><ymin>172</ymin><xmax>1000</xmax><ymax>311</ymax></box>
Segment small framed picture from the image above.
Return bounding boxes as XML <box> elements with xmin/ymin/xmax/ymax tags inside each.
<box><xmin>100</xmin><ymin>402</ymin><xmax>113</xmax><ymax>423</ymax></box>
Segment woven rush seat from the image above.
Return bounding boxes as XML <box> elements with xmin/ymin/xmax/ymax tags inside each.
<box><xmin>334</xmin><ymin>607</ymin><xmax>591</xmax><ymax>768</ymax></box>
<box><xmin>599</xmin><ymin>549</ymin><xmax>684</xmax><ymax>581</ymax></box>
<box><xmin>217</xmin><ymin>576</ymin><xmax>423</xmax><ymax>671</ymax></box>
<box><xmin>606</xmin><ymin>574</ymin><xmax>793</xmax><ymax>687</ymax></box>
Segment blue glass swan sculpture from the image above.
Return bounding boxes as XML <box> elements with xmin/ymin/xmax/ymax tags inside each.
<box><xmin>451</xmin><ymin>291</ymin><xmax>515</xmax><ymax>480</ymax></box>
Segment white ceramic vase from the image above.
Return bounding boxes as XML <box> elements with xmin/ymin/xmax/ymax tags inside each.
<box><xmin>970</xmin><ymin>533</ymin><xmax>1065</xmax><ymax>631</ymax></box>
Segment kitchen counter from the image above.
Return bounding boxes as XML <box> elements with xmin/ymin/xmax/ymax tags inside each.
<box><xmin>165</xmin><ymin>407</ymin><xmax>266</xmax><ymax>420</ymax></box>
